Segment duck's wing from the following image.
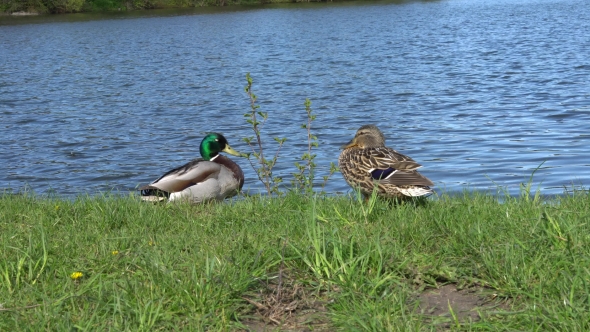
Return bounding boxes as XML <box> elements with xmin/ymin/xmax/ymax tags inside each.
<box><xmin>365</xmin><ymin>147</ymin><xmax>420</xmax><ymax>168</ymax></box>
<box><xmin>365</xmin><ymin>147</ymin><xmax>434</xmax><ymax>186</ymax></box>
<box><xmin>139</xmin><ymin>158</ymin><xmax>222</xmax><ymax>193</ymax></box>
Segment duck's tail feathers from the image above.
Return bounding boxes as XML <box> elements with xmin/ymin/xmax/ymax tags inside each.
<box><xmin>398</xmin><ymin>186</ymin><xmax>433</xmax><ymax>197</ymax></box>
<box><xmin>139</xmin><ymin>187</ymin><xmax>170</xmax><ymax>202</ymax></box>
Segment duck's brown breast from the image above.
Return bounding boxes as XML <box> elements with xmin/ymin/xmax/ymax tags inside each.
<box><xmin>214</xmin><ymin>155</ymin><xmax>245</xmax><ymax>190</ymax></box>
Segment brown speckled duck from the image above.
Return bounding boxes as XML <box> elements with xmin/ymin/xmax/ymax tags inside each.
<box><xmin>139</xmin><ymin>133</ymin><xmax>247</xmax><ymax>203</ymax></box>
<box><xmin>339</xmin><ymin>125</ymin><xmax>434</xmax><ymax>199</ymax></box>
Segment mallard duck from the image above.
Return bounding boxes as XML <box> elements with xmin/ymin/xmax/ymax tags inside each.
<box><xmin>139</xmin><ymin>133</ymin><xmax>248</xmax><ymax>203</ymax></box>
<box><xmin>339</xmin><ymin>125</ymin><xmax>434</xmax><ymax>199</ymax></box>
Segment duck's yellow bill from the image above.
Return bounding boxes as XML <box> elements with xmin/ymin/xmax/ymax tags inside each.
<box><xmin>223</xmin><ymin>145</ymin><xmax>249</xmax><ymax>158</ymax></box>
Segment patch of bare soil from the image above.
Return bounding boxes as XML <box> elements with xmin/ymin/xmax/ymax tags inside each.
<box><xmin>417</xmin><ymin>283</ymin><xmax>505</xmax><ymax>328</ymax></box>
<box><xmin>239</xmin><ymin>272</ymin><xmax>332</xmax><ymax>332</ymax></box>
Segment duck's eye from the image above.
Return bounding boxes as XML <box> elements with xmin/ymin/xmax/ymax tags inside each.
<box><xmin>215</xmin><ymin>139</ymin><xmax>219</xmax><ymax>141</ymax></box>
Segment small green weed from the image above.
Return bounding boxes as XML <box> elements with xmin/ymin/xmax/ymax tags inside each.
<box><xmin>242</xmin><ymin>73</ymin><xmax>286</xmax><ymax>196</ymax></box>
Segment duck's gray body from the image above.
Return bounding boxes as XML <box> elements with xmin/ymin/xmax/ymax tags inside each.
<box><xmin>139</xmin><ymin>154</ymin><xmax>244</xmax><ymax>204</ymax></box>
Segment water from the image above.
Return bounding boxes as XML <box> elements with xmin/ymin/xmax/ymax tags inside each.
<box><xmin>1</xmin><ymin>0</ymin><xmax>589</xmax><ymax>198</ymax></box>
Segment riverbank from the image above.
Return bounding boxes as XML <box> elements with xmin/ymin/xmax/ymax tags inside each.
<box><xmin>1</xmin><ymin>0</ymin><xmax>334</xmax><ymax>15</ymax></box>
<box><xmin>1</xmin><ymin>190</ymin><xmax>589</xmax><ymax>330</ymax></box>
<box><xmin>5</xmin><ymin>11</ymin><xmax>39</xmax><ymax>15</ymax></box>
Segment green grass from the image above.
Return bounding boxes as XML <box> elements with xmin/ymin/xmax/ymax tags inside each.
<box><xmin>1</xmin><ymin>189</ymin><xmax>590</xmax><ymax>330</ymax></box>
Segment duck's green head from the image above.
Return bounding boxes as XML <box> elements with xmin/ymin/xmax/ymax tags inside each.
<box><xmin>199</xmin><ymin>133</ymin><xmax>248</xmax><ymax>161</ymax></box>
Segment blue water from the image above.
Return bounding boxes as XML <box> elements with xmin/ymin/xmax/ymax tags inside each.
<box><xmin>1</xmin><ymin>0</ymin><xmax>589</xmax><ymax>197</ymax></box>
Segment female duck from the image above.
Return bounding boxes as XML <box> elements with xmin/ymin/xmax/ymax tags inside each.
<box><xmin>339</xmin><ymin>125</ymin><xmax>434</xmax><ymax>199</ymax></box>
<box><xmin>139</xmin><ymin>133</ymin><xmax>248</xmax><ymax>203</ymax></box>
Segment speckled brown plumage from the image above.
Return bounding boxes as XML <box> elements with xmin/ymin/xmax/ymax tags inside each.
<box><xmin>339</xmin><ymin>125</ymin><xmax>434</xmax><ymax>199</ymax></box>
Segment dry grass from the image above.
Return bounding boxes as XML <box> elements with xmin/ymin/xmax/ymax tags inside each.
<box><xmin>241</xmin><ymin>271</ymin><xmax>331</xmax><ymax>331</ymax></box>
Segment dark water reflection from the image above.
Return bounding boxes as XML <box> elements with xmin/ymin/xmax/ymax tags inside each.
<box><xmin>1</xmin><ymin>0</ymin><xmax>589</xmax><ymax>197</ymax></box>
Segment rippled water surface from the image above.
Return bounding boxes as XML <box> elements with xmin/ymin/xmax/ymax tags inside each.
<box><xmin>1</xmin><ymin>0</ymin><xmax>589</xmax><ymax>197</ymax></box>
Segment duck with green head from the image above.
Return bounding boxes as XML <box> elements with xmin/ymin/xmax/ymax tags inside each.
<box><xmin>139</xmin><ymin>133</ymin><xmax>248</xmax><ymax>203</ymax></box>
<box><xmin>339</xmin><ymin>125</ymin><xmax>434</xmax><ymax>199</ymax></box>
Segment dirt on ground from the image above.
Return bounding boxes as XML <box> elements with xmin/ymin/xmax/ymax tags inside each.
<box><xmin>239</xmin><ymin>271</ymin><xmax>332</xmax><ymax>332</ymax></box>
<box><xmin>240</xmin><ymin>277</ymin><xmax>506</xmax><ymax>331</ymax></box>
<box><xmin>416</xmin><ymin>283</ymin><xmax>508</xmax><ymax>329</ymax></box>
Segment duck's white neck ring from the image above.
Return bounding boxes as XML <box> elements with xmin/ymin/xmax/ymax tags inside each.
<box><xmin>210</xmin><ymin>154</ymin><xmax>220</xmax><ymax>161</ymax></box>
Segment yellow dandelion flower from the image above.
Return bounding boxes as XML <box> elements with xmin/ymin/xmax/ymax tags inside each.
<box><xmin>55</xmin><ymin>205</ymin><xmax>59</xmax><ymax>211</ymax></box>
<box><xmin>148</xmin><ymin>241</ymin><xmax>155</xmax><ymax>246</ymax></box>
<box><xmin>112</xmin><ymin>250</ymin><xmax>119</xmax><ymax>255</ymax></box>
<box><xmin>70</xmin><ymin>272</ymin><xmax>83</xmax><ymax>280</ymax></box>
